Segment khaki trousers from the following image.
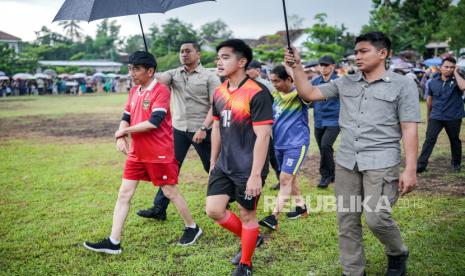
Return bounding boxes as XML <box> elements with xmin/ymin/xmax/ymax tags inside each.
<box><xmin>335</xmin><ymin>164</ymin><xmax>408</xmax><ymax>276</ymax></box>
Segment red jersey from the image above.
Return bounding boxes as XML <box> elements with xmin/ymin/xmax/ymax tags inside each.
<box><xmin>124</xmin><ymin>78</ymin><xmax>175</xmax><ymax>163</ymax></box>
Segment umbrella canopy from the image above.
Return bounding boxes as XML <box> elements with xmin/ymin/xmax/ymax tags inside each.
<box><xmin>93</xmin><ymin>72</ymin><xmax>106</xmax><ymax>78</ymax></box>
<box><xmin>53</xmin><ymin>0</ymin><xmax>215</xmax><ymax>52</ymax></box>
<box><xmin>0</xmin><ymin>76</ymin><xmax>9</xmax><ymax>81</ymax></box>
<box><xmin>44</xmin><ymin>69</ymin><xmax>57</xmax><ymax>77</ymax></box>
<box><xmin>0</xmin><ymin>71</ymin><xmax>5</xmax><ymax>76</ymax></box>
<box><xmin>65</xmin><ymin>81</ymin><xmax>79</xmax><ymax>86</ymax></box>
<box><xmin>13</xmin><ymin>73</ymin><xmax>34</xmax><ymax>80</ymax></box>
<box><xmin>72</xmin><ymin>73</ymin><xmax>87</xmax><ymax>79</ymax></box>
<box><xmin>58</xmin><ymin>73</ymin><xmax>71</xmax><ymax>79</ymax></box>
<box><xmin>424</xmin><ymin>57</ymin><xmax>442</xmax><ymax>67</ymax></box>
<box><xmin>106</xmin><ymin>73</ymin><xmax>117</xmax><ymax>78</ymax></box>
<box><xmin>34</xmin><ymin>73</ymin><xmax>52</xmax><ymax>79</ymax></box>
<box><xmin>390</xmin><ymin>57</ymin><xmax>413</xmax><ymax>70</ymax></box>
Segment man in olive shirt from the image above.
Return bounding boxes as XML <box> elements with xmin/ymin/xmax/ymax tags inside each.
<box><xmin>137</xmin><ymin>41</ymin><xmax>221</xmax><ymax>220</ymax></box>
<box><xmin>285</xmin><ymin>32</ymin><xmax>420</xmax><ymax>276</ymax></box>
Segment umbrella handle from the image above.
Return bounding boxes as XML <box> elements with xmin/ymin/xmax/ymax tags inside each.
<box><xmin>281</xmin><ymin>0</ymin><xmax>292</xmax><ymax>51</ymax></box>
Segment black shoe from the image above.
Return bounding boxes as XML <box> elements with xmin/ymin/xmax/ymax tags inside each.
<box><xmin>416</xmin><ymin>166</ymin><xmax>426</xmax><ymax>173</ymax></box>
<box><xmin>136</xmin><ymin>206</ymin><xmax>167</xmax><ymax>221</ymax></box>
<box><xmin>317</xmin><ymin>176</ymin><xmax>333</xmax><ymax>188</ymax></box>
<box><xmin>287</xmin><ymin>205</ymin><xmax>308</xmax><ymax>219</ymax></box>
<box><xmin>386</xmin><ymin>251</ymin><xmax>409</xmax><ymax>276</ymax></box>
<box><xmin>233</xmin><ymin>263</ymin><xmax>253</xmax><ymax>276</ymax></box>
<box><xmin>83</xmin><ymin>238</ymin><xmax>122</xmax><ymax>254</ymax></box>
<box><xmin>178</xmin><ymin>225</ymin><xmax>202</xmax><ymax>246</ymax></box>
<box><xmin>231</xmin><ymin>234</ymin><xmax>264</xmax><ymax>265</ymax></box>
<box><xmin>259</xmin><ymin>215</ymin><xmax>278</xmax><ymax>230</ymax></box>
<box><xmin>271</xmin><ymin>182</ymin><xmax>280</xmax><ymax>190</ymax></box>
<box><xmin>452</xmin><ymin>164</ymin><xmax>461</xmax><ymax>172</ymax></box>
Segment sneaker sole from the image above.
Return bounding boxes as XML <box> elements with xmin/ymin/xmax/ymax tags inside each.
<box><xmin>258</xmin><ymin>220</ymin><xmax>277</xmax><ymax>230</ymax></box>
<box><xmin>287</xmin><ymin>212</ymin><xmax>308</xmax><ymax>220</ymax></box>
<box><xmin>83</xmin><ymin>243</ymin><xmax>122</xmax><ymax>254</ymax></box>
<box><xmin>178</xmin><ymin>228</ymin><xmax>203</xmax><ymax>246</ymax></box>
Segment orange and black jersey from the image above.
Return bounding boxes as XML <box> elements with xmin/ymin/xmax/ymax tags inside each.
<box><xmin>212</xmin><ymin>77</ymin><xmax>273</xmax><ymax>179</ymax></box>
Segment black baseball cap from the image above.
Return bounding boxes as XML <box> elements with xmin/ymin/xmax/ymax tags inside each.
<box><xmin>318</xmin><ymin>55</ymin><xmax>336</xmax><ymax>65</ymax></box>
<box><xmin>247</xmin><ymin>60</ymin><xmax>262</xmax><ymax>69</ymax></box>
<box><xmin>128</xmin><ymin>51</ymin><xmax>157</xmax><ymax>69</ymax></box>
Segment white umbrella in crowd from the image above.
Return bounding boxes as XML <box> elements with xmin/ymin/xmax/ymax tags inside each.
<box><xmin>34</xmin><ymin>73</ymin><xmax>52</xmax><ymax>79</ymax></box>
<box><xmin>72</xmin><ymin>73</ymin><xmax>87</xmax><ymax>79</ymax></box>
<box><xmin>12</xmin><ymin>73</ymin><xmax>35</xmax><ymax>80</ymax></box>
<box><xmin>0</xmin><ymin>76</ymin><xmax>9</xmax><ymax>81</ymax></box>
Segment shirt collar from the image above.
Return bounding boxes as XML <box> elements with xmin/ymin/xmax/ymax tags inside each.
<box><xmin>137</xmin><ymin>77</ymin><xmax>158</xmax><ymax>93</ymax></box>
<box><xmin>180</xmin><ymin>63</ymin><xmax>203</xmax><ymax>74</ymax></box>
<box><xmin>349</xmin><ymin>70</ymin><xmax>392</xmax><ymax>83</ymax></box>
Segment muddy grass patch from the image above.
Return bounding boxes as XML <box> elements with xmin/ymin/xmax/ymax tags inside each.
<box><xmin>0</xmin><ymin>113</ymin><xmax>119</xmax><ymax>141</ymax></box>
<box><xmin>300</xmin><ymin>154</ymin><xmax>464</xmax><ymax>196</ymax></box>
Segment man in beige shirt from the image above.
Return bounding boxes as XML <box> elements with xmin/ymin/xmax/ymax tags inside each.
<box><xmin>137</xmin><ymin>41</ymin><xmax>221</xmax><ymax>220</ymax></box>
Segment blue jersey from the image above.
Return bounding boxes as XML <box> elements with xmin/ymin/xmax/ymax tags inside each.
<box><xmin>312</xmin><ymin>73</ymin><xmax>340</xmax><ymax>128</ymax></box>
<box><xmin>427</xmin><ymin>75</ymin><xmax>465</xmax><ymax>120</ymax></box>
<box><xmin>272</xmin><ymin>88</ymin><xmax>310</xmax><ymax>149</ymax></box>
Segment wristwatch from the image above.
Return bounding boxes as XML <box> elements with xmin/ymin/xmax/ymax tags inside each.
<box><xmin>200</xmin><ymin>125</ymin><xmax>208</xmax><ymax>131</ymax></box>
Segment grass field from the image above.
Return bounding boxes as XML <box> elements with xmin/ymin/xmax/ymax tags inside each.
<box><xmin>0</xmin><ymin>94</ymin><xmax>464</xmax><ymax>275</ymax></box>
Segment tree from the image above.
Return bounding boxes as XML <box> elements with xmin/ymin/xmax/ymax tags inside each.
<box><xmin>362</xmin><ymin>0</ymin><xmax>451</xmax><ymax>53</ymax></box>
<box><xmin>0</xmin><ymin>43</ymin><xmax>17</xmax><ymax>75</ymax></box>
<box><xmin>200</xmin><ymin>19</ymin><xmax>232</xmax><ymax>43</ymax></box>
<box><xmin>93</xmin><ymin>19</ymin><xmax>121</xmax><ymax>60</ymax></box>
<box><xmin>288</xmin><ymin>14</ymin><xmax>305</xmax><ymax>30</ymax></box>
<box><xmin>35</xmin><ymin>26</ymin><xmax>70</xmax><ymax>46</ymax></box>
<box><xmin>123</xmin><ymin>35</ymin><xmax>145</xmax><ymax>54</ymax></box>
<box><xmin>253</xmin><ymin>34</ymin><xmax>285</xmax><ymax>64</ymax></box>
<box><xmin>436</xmin><ymin>0</ymin><xmax>465</xmax><ymax>52</ymax></box>
<box><xmin>303</xmin><ymin>13</ymin><xmax>347</xmax><ymax>60</ymax></box>
<box><xmin>58</xmin><ymin>20</ymin><xmax>83</xmax><ymax>42</ymax></box>
<box><xmin>149</xmin><ymin>18</ymin><xmax>199</xmax><ymax>57</ymax></box>
<box><xmin>361</xmin><ymin>0</ymin><xmax>403</xmax><ymax>52</ymax></box>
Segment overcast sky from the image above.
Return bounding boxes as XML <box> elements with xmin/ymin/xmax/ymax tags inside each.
<box><xmin>1</xmin><ymin>0</ymin><xmax>374</xmax><ymax>42</ymax></box>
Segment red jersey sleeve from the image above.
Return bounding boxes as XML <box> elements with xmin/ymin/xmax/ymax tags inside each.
<box><xmin>151</xmin><ymin>83</ymin><xmax>171</xmax><ymax>113</ymax></box>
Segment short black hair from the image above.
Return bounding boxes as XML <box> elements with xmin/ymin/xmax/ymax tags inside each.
<box><xmin>128</xmin><ymin>51</ymin><xmax>157</xmax><ymax>71</ymax></box>
<box><xmin>441</xmin><ymin>56</ymin><xmax>457</xmax><ymax>65</ymax></box>
<box><xmin>180</xmin><ymin>41</ymin><xmax>201</xmax><ymax>52</ymax></box>
<box><xmin>271</xmin><ymin>65</ymin><xmax>292</xmax><ymax>81</ymax></box>
<box><xmin>355</xmin><ymin>32</ymin><xmax>391</xmax><ymax>53</ymax></box>
<box><xmin>216</xmin><ymin>39</ymin><xmax>253</xmax><ymax>69</ymax></box>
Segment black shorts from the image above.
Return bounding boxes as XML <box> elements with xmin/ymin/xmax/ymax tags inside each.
<box><xmin>207</xmin><ymin>167</ymin><xmax>265</xmax><ymax>210</ymax></box>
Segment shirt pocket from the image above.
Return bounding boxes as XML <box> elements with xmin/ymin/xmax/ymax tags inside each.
<box><xmin>372</xmin><ymin>91</ymin><xmax>398</xmax><ymax>125</ymax></box>
<box><xmin>340</xmin><ymin>88</ymin><xmax>362</xmax><ymax>122</ymax></box>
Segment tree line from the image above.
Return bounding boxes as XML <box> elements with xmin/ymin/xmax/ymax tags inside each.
<box><xmin>0</xmin><ymin>0</ymin><xmax>463</xmax><ymax>75</ymax></box>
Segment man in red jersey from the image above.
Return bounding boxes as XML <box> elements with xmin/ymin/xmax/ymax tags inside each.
<box><xmin>205</xmin><ymin>39</ymin><xmax>273</xmax><ymax>276</ymax></box>
<box><xmin>83</xmin><ymin>51</ymin><xmax>202</xmax><ymax>254</ymax></box>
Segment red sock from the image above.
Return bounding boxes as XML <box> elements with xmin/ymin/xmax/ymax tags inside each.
<box><xmin>239</xmin><ymin>223</ymin><xmax>259</xmax><ymax>266</ymax></box>
<box><xmin>216</xmin><ymin>210</ymin><xmax>242</xmax><ymax>238</ymax></box>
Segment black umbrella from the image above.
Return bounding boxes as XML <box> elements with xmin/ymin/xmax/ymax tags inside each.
<box><xmin>53</xmin><ymin>0</ymin><xmax>215</xmax><ymax>52</ymax></box>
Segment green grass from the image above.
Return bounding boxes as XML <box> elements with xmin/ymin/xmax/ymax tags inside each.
<box><xmin>0</xmin><ymin>95</ymin><xmax>464</xmax><ymax>275</ymax></box>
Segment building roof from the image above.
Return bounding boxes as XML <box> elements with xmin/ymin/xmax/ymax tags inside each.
<box><xmin>243</xmin><ymin>29</ymin><xmax>306</xmax><ymax>48</ymax></box>
<box><xmin>38</xmin><ymin>60</ymin><xmax>123</xmax><ymax>67</ymax></box>
<box><xmin>0</xmin><ymin>30</ymin><xmax>21</xmax><ymax>41</ymax></box>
